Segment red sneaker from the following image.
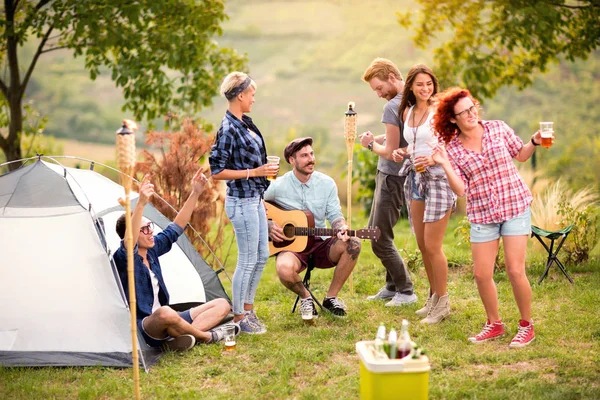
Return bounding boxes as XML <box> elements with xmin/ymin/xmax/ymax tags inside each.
<box><xmin>469</xmin><ymin>320</ymin><xmax>506</xmax><ymax>343</ymax></box>
<box><xmin>509</xmin><ymin>320</ymin><xmax>535</xmax><ymax>348</ymax></box>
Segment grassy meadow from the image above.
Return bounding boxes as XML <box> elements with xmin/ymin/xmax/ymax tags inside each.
<box><xmin>1</xmin><ymin>215</ymin><xmax>599</xmax><ymax>400</ymax></box>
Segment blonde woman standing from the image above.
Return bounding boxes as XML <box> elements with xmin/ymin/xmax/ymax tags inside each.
<box><xmin>209</xmin><ymin>72</ymin><xmax>278</xmax><ymax>334</ymax></box>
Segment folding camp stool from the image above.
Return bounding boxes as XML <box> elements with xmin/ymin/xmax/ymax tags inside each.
<box><xmin>531</xmin><ymin>225</ymin><xmax>574</xmax><ymax>284</ymax></box>
<box><xmin>291</xmin><ymin>254</ymin><xmax>324</xmax><ymax>314</ymax></box>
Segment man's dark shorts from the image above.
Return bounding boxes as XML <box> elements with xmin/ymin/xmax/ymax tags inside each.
<box><xmin>138</xmin><ymin>309</ymin><xmax>193</xmax><ymax>348</ymax></box>
<box><xmin>288</xmin><ymin>237</ymin><xmax>338</xmax><ymax>273</ymax></box>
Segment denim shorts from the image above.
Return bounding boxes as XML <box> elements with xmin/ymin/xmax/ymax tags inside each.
<box><xmin>139</xmin><ymin>309</ymin><xmax>193</xmax><ymax>348</ymax></box>
<box><xmin>410</xmin><ymin>172</ymin><xmax>426</xmax><ymax>201</ymax></box>
<box><xmin>470</xmin><ymin>207</ymin><xmax>531</xmax><ymax>243</ymax></box>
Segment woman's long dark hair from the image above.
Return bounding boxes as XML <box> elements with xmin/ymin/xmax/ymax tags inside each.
<box><xmin>398</xmin><ymin>64</ymin><xmax>439</xmax><ymax>123</ymax></box>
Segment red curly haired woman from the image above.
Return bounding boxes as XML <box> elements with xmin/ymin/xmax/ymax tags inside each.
<box><xmin>430</xmin><ymin>87</ymin><xmax>545</xmax><ymax>348</ymax></box>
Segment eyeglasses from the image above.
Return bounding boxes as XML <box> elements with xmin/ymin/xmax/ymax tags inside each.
<box><xmin>140</xmin><ymin>222</ymin><xmax>154</xmax><ymax>235</ymax></box>
<box><xmin>455</xmin><ymin>105</ymin><xmax>477</xmax><ymax>118</ymax></box>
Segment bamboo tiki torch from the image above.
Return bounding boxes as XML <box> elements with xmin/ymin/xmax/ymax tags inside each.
<box><xmin>116</xmin><ymin>119</ymin><xmax>141</xmax><ymax>400</ymax></box>
<box><xmin>344</xmin><ymin>102</ymin><xmax>357</xmax><ymax>292</ymax></box>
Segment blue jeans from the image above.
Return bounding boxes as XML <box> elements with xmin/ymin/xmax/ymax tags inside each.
<box><xmin>225</xmin><ymin>195</ymin><xmax>269</xmax><ymax>316</ymax></box>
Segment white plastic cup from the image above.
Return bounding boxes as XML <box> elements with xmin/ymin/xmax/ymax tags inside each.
<box><xmin>224</xmin><ymin>326</ymin><xmax>236</xmax><ymax>351</ymax></box>
<box><xmin>266</xmin><ymin>156</ymin><xmax>280</xmax><ymax>181</ymax></box>
<box><xmin>539</xmin><ymin>121</ymin><xmax>554</xmax><ymax>148</ymax></box>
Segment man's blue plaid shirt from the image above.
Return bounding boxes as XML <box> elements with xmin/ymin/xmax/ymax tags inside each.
<box><xmin>113</xmin><ymin>223</ymin><xmax>184</xmax><ymax>322</ymax></box>
<box><xmin>209</xmin><ymin>110</ymin><xmax>269</xmax><ymax>198</ymax></box>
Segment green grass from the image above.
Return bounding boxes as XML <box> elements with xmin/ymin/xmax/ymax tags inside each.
<box><xmin>1</xmin><ymin>215</ymin><xmax>599</xmax><ymax>399</ymax></box>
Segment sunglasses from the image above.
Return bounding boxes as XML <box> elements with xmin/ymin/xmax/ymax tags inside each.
<box><xmin>140</xmin><ymin>222</ymin><xmax>155</xmax><ymax>235</ymax></box>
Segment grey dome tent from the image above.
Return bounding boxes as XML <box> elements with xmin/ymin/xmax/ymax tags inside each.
<box><xmin>0</xmin><ymin>157</ymin><xmax>230</xmax><ymax>370</ymax></box>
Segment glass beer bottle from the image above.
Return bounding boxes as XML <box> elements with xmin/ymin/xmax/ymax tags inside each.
<box><xmin>397</xmin><ymin>319</ymin><xmax>412</xmax><ymax>359</ymax></box>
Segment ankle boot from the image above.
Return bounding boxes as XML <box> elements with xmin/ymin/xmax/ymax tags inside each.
<box><xmin>420</xmin><ymin>294</ymin><xmax>450</xmax><ymax>324</ymax></box>
<box><xmin>415</xmin><ymin>293</ymin><xmax>434</xmax><ymax>317</ymax></box>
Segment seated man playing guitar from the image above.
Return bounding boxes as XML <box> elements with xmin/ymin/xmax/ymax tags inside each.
<box><xmin>264</xmin><ymin>137</ymin><xmax>362</xmax><ymax>317</ymax></box>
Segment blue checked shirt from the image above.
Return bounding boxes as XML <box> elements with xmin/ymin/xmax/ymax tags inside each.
<box><xmin>113</xmin><ymin>223</ymin><xmax>184</xmax><ymax>322</ymax></box>
<box><xmin>209</xmin><ymin>110</ymin><xmax>270</xmax><ymax>198</ymax></box>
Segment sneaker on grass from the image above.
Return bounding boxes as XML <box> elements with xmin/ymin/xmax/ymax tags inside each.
<box><xmin>323</xmin><ymin>297</ymin><xmax>346</xmax><ymax>317</ymax></box>
<box><xmin>239</xmin><ymin>313</ymin><xmax>267</xmax><ymax>335</ymax></box>
<box><xmin>385</xmin><ymin>292</ymin><xmax>418</xmax><ymax>307</ymax></box>
<box><xmin>299</xmin><ymin>297</ymin><xmax>319</xmax><ymax>318</ymax></box>
<box><xmin>208</xmin><ymin>322</ymin><xmax>241</xmax><ymax>343</ymax></box>
<box><xmin>245</xmin><ymin>310</ymin><xmax>267</xmax><ymax>330</ymax></box>
<box><xmin>509</xmin><ymin>320</ymin><xmax>535</xmax><ymax>348</ymax></box>
<box><xmin>469</xmin><ymin>320</ymin><xmax>507</xmax><ymax>344</ymax></box>
<box><xmin>161</xmin><ymin>334</ymin><xmax>195</xmax><ymax>352</ymax></box>
<box><xmin>366</xmin><ymin>286</ymin><xmax>395</xmax><ymax>301</ymax></box>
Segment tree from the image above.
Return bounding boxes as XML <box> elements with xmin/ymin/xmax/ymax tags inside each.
<box><xmin>134</xmin><ymin>117</ymin><xmax>229</xmax><ymax>265</ymax></box>
<box><xmin>398</xmin><ymin>0</ymin><xmax>600</xmax><ymax>99</ymax></box>
<box><xmin>0</xmin><ymin>0</ymin><xmax>246</xmax><ymax>170</ymax></box>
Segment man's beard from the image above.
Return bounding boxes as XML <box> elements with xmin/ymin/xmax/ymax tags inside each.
<box><xmin>296</xmin><ymin>162</ymin><xmax>315</xmax><ymax>176</ymax></box>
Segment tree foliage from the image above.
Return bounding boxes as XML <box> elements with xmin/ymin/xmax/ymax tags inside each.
<box><xmin>0</xmin><ymin>0</ymin><xmax>246</xmax><ymax>169</ymax></box>
<box><xmin>398</xmin><ymin>0</ymin><xmax>600</xmax><ymax>99</ymax></box>
<box><xmin>134</xmin><ymin>117</ymin><xmax>229</xmax><ymax>265</ymax></box>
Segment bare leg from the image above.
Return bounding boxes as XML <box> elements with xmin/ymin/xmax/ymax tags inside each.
<box><xmin>422</xmin><ymin>209</ymin><xmax>452</xmax><ymax>296</ymax></box>
<box><xmin>503</xmin><ymin>235</ymin><xmax>532</xmax><ymax>321</ymax></box>
<box><xmin>275</xmin><ymin>251</ymin><xmax>310</xmax><ymax>298</ymax></box>
<box><xmin>326</xmin><ymin>237</ymin><xmax>361</xmax><ymax>297</ymax></box>
<box><xmin>472</xmin><ymin>240</ymin><xmax>501</xmax><ymax>322</ymax></box>
<box><xmin>142</xmin><ymin>306</ymin><xmax>211</xmax><ymax>343</ymax></box>
<box><xmin>411</xmin><ymin>200</ymin><xmax>434</xmax><ymax>292</ymax></box>
<box><xmin>189</xmin><ymin>298</ymin><xmax>231</xmax><ymax>331</ymax></box>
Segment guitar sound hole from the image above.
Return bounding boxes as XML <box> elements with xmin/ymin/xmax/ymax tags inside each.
<box><xmin>283</xmin><ymin>224</ymin><xmax>295</xmax><ymax>239</ymax></box>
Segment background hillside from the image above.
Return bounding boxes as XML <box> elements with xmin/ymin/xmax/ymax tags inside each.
<box><xmin>14</xmin><ymin>0</ymin><xmax>600</xmax><ymax>191</ymax></box>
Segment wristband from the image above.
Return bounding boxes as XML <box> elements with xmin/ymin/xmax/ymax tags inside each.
<box><xmin>367</xmin><ymin>141</ymin><xmax>374</xmax><ymax>151</ymax></box>
<box><xmin>530</xmin><ymin>137</ymin><xmax>539</xmax><ymax>146</ymax></box>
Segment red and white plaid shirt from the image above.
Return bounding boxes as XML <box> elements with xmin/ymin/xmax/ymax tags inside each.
<box><xmin>446</xmin><ymin>120</ymin><xmax>532</xmax><ymax>224</ymax></box>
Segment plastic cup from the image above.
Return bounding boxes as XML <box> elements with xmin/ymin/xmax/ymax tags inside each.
<box><xmin>539</xmin><ymin>121</ymin><xmax>554</xmax><ymax>148</ymax></box>
<box><xmin>412</xmin><ymin>149</ymin><xmax>431</xmax><ymax>173</ymax></box>
<box><xmin>224</xmin><ymin>326</ymin><xmax>236</xmax><ymax>351</ymax></box>
<box><xmin>266</xmin><ymin>156</ymin><xmax>280</xmax><ymax>181</ymax></box>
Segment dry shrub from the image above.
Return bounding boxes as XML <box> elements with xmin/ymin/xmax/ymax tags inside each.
<box><xmin>134</xmin><ymin>118</ymin><xmax>228</xmax><ymax>266</ymax></box>
<box><xmin>531</xmin><ymin>179</ymin><xmax>598</xmax><ymax>230</ymax></box>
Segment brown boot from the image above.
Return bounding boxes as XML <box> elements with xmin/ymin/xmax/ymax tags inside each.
<box><xmin>420</xmin><ymin>294</ymin><xmax>450</xmax><ymax>324</ymax></box>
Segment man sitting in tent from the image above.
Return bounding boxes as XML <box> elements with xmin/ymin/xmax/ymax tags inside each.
<box><xmin>114</xmin><ymin>170</ymin><xmax>237</xmax><ymax>352</ymax></box>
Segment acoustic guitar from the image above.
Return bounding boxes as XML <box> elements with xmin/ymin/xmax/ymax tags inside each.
<box><xmin>265</xmin><ymin>201</ymin><xmax>381</xmax><ymax>256</ymax></box>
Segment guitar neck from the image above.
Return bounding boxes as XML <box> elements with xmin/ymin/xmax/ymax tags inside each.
<box><xmin>295</xmin><ymin>227</ymin><xmax>357</xmax><ymax>237</ymax></box>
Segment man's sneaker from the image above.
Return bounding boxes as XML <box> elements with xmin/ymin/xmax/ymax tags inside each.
<box><xmin>509</xmin><ymin>320</ymin><xmax>535</xmax><ymax>348</ymax></box>
<box><xmin>245</xmin><ymin>310</ymin><xmax>268</xmax><ymax>330</ymax></box>
<box><xmin>239</xmin><ymin>313</ymin><xmax>267</xmax><ymax>334</ymax></box>
<box><xmin>323</xmin><ymin>297</ymin><xmax>347</xmax><ymax>317</ymax></box>
<box><xmin>299</xmin><ymin>297</ymin><xmax>319</xmax><ymax>318</ymax></box>
<box><xmin>385</xmin><ymin>293</ymin><xmax>418</xmax><ymax>307</ymax></box>
<box><xmin>162</xmin><ymin>334</ymin><xmax>195</xmax><ymax>352</ymax></box>
<box><xmin>469</xmin><ymin>320</ymin><xmax>507</xmax><ymax>343</ymax></box>
<box><xmin>366</xmin><ymin>287</ymin><xmax>395</xmax><ymax>301</ymax></box>
<box><xmin>208</xmin><ymin>322</ymin><xmax>241</xmax><ymax>343</ymax></box>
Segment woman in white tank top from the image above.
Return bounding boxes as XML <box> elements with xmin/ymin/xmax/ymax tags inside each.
<box><xmin>392</xmin><ymin>64</ymin><xmax>456</xmax><ymax>324</ymax></box>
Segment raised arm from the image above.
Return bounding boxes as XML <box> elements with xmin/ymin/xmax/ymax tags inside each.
<box><xmin>360</xmin><ymin>123</ymin><xmax>401</xmax><ymax>160</ymax></box>
<box><xmin>515</xmin><ymin>130</ymin><xmax>542</xmax><ymax>163</ymax></box>
<box><xmin>125</xmin><ymin>175</ymin><xmax>154</xmax><ymax>249</ymax></box>
<box><xmin>174</xmin><ymin>169</ymin><xmax>208</xmax><ymax>229</ymax></box>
